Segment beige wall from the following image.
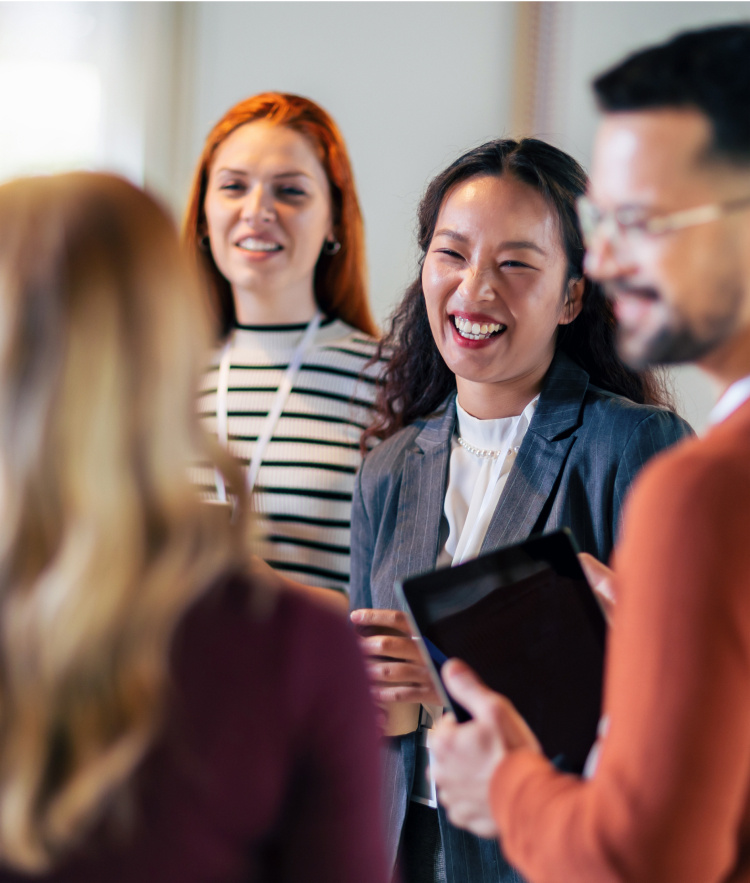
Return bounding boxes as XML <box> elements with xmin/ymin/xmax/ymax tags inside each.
<box><xmin>159</xmin><ymin>2</ymin><xmax>516</xmax><ymax>326</ymax></box>
<box><xmin>156</xmin><ymin>1</ymin><xmax>748</xmax><ymax>430</ymax></box>
<box><xmin>3</xmin><ymin>1</ymin><xmax>748</xmax><ymax>429</ymax></box>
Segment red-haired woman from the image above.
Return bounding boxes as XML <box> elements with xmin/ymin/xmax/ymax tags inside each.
<box><xmin>184</xmin><ymin>93</ymin><xmax>382</xmax><ymax>606</ymax></box>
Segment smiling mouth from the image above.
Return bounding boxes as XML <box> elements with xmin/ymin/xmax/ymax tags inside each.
<box><xmin>236</xmin><ymin>237</ymin><xmax>283</xmax><ymax>253</ymax></box>
<box><xmin>452</xmin><ymin>315</ymin><xmax>506</xmax><ymax>341</ymax></box>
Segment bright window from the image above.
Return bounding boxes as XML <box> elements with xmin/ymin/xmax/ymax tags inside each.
<box><xmin>0</xmin><ymin>60</ymin><xmax>101</xmax><ymax>182</ymax></box>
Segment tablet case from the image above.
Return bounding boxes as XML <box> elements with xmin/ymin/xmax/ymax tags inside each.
<box><xmin>398</xmin><ymin>529</ymin><xmax>606</xmax><ymax>773</ymax></box>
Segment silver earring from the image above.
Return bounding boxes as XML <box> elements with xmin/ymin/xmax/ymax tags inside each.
<box><xmin>323</xmin><ymin>239</ymin><xmax>341</xmax><ymax>255</ymax></box>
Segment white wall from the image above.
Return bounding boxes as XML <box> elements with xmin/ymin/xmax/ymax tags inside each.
<box><xmin>2</xmin><ymin>1</ymin><xmax>744</xmax><ymax>430</ymax></box>
<box><xmin>549</xmin><ymin>2</ymin><xmax>750</xmax><ymax>168</ymax></box>
<box><xmin>161</xmin><ymin>1</ymin><xmax>749</xmax><ymax>431</ymax></box>
<box><xmin>165</xmin><ymin>1</ymin><xmax>515</xmax><ymax>326</ymax></box>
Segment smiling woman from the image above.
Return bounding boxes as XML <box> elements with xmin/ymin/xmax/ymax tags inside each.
<box><xmin>183</xmin><ymin>93</ymin><xmax>383</xmax><ymax>600</ymax></box>
<box><xmin>421</xmin><ymin>174</ymin><xmax>583</xmax><ymax>420</ymax></box>
<box><xmin>350</xmin><ymin>138</ymin><xmax>693</xmax><ymax>883</ymax></box>
<box><xmin>203</xmin><ymin>121</ymin><xmax>335</xmax><ymax>326</ymax></box>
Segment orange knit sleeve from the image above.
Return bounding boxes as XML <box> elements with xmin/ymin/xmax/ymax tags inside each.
<box><xmin>489</xmin><ymin>430</ymin><xmax>750</xmax><ymax>883</ymax></box>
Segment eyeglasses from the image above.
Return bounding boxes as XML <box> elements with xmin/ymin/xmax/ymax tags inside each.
<box><xmin>576</xmin><ymin>193</ymin><xmax>750</xmax><ymax>249</ymax></box>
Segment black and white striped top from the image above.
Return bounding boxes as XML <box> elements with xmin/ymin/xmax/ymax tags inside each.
<box><xmin>195</xmin><ymin>317</ymin><xmax>384</xmax><ymax>594</ymax></box>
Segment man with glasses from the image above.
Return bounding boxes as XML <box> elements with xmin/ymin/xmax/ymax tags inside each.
<box><xmin>431</xmin><ymin>23</ymin><xmax>750</xmax><ymax>883</ymax></box>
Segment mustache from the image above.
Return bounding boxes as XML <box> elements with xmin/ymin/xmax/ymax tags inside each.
<box><xmin>603</xmin><ymin>282</ymin><xmax>660</xmax><ymax>303</ymax></box>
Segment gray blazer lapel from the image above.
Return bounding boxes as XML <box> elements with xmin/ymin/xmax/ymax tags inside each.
<box><xmin>480</xmin><ymin>352</ymin><xmax>589</xmax><ymax>552</ymax></box>
<box><xmin>385</xmin><ymin>399</ymin><xmax>456</xmax><ymax>609</ymax></box>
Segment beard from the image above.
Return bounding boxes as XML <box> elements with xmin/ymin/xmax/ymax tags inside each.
<box><xmin>608</xmin><ymin>282</ymin><xmax>742</xmax><ymax>371</ymax></box>
<box><xmin>625</xmin><ymin>323</ymin><xmax>722</xmax><ymax>370</ymax></box>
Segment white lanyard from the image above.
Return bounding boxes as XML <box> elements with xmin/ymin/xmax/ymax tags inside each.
<box><xmin>213</xmin><ymin>311</ymin><xmax>323</xmax><ymax>502</ymax></box>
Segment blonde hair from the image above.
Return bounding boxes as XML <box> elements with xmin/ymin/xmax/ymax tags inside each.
<box><xmin>0</xmin><ymin>172</ymin><xmax>247</xmax><ymax>870</ymax></box>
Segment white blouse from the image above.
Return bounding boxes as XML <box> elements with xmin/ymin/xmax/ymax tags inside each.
<box><xmin>437</xmin><ymin>395</ymin><xmax>539</xmax><ymax>568</ymax></box>
<box><xmin>416</xmin><ymin>394</ymin><xmax>540</xmax><ymax>809</ymax></box>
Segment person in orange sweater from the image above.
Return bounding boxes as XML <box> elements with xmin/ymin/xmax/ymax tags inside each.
<box><xmin>430</xmin><ymin>23</ymin><xmax>750</xmax><ymax>883</ymax></box>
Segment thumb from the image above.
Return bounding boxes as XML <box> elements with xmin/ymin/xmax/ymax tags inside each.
<box><xmin>578</xmin><ymin>552</ymin><xmax>616</xmax><ymax>621</ymax></box>
<box><xmin>441</xmin><ymin>659</ymin><xmax>497</xmax><ymax>719</ymax></box>
<box><xmin>578</xmin><ymin>552</ymin><xmax>614</xmax><ymax>593</ymax></box>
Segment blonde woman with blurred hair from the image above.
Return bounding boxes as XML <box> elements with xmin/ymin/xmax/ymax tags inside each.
<box><xmin>0</xmin><ymin>172</ymin><xmax>387</xmax><ymax>882</ymax></box>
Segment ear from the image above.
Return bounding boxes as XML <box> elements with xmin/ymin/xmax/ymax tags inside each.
<box><xmin>559</xmin><ymin>277</ymin><xmax>585</xmax><ymax>325</ymax></box>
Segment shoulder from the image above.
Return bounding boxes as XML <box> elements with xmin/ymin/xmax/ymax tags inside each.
<box><xmin>173</xmin><ymin>571</ymin><xmax>363</xmax><ymax>698</ymax></box>
<box><xmin>358</xmin><ymin>403</ymin><xmax>450</xmax><ymax>487</ymax></box>
<box><xmin>536</xmin><ymin>352</ymin><xmax>692</xmax><ymax>452</ymax></box>
<box><xmin>316</xmin><ymin>320</ymin><xmax>380</xmax><ymax>361</ymax></box>
<box><xmin>616</xmin><ymin>413</ymin><xmax>750</xmax><ymax>612</ymax></box>
<box><xmin>307</xmin><ymin>319</ymin><xmax>387</xmax><ymax>387</ymax></box>
<box><xmin>354</xmin><ymin>425</ymin><xmax>420</xmax><ymax>516</ymax></box>
<box><xmin>629</xmin><ymin>414</ymin><xmax>750</xmax><ymax>524</ymax></box>
<box><xmin>578</xmin><ymin>384</ymin><xmax>694</xmax><ymax>451</ymax></box>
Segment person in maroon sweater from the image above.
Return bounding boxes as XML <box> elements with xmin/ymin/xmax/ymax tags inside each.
<box><xmin>0</xmin><ymin>172</ymin><xmax>388</xmax><ymax>883</ymax></box>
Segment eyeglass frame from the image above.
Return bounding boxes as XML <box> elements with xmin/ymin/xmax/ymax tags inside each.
<box><xmin>576</xmin><ymin>193</ymin><xmax>750</xmax><ymax>248</ymax></box>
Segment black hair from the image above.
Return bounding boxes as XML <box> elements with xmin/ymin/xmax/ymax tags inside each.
<box><xmin>363</xmin><ymin>138</ymin><xmax>674</xmax><ymax>447</ymax></box>
<box><xmin>593</xmin><ymin>24</ymin><xmax>750</xmax><ymax>166</ymax></box>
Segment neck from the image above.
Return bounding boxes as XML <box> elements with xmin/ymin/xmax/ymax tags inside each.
<box><xmin>456</xmin><ymin>362</ymin><xmax>548</xmax><ymax>419</ymax></box>
<box><xmin>697</xmin><ymin>325</ymin><xmax>750</xmax><ymax>396</ymax></box>
<box><xmin>232</xmin><ymin>282</ymin><xmax>318</xmax><ymax>326</ymax></box>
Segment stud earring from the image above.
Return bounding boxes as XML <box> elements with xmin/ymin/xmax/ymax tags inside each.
<box><xmin>199</xmin><ymin>235</ymin><xmax>211</xmax><ymax>252</ymax></box>
<box><xmin>323</xmin><ymin>239</ymin><xmax>341</xmax><ymax>256</ymax></box>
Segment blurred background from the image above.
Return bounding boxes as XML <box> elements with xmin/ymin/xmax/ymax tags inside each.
<box><xmin>1</xmin><ymin>0</ymin><xmax>747</xmax><ymax>430</ymax></box>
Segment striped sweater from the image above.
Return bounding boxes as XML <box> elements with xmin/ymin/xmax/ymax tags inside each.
<box><xmin>195</xmin><ymin>317</ymin><xmax>384</xmax><ymax>594</ymax></box>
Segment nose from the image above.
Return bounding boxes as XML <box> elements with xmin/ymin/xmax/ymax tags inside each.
<box><xmin>240</xmin><ymin>185</ymin><xmax>276</xmax><ymax>224</ymax></box>
<box><xmin>458</xmin><ymin>265</ymin><xmax>498</xmax><ymax>302</ymax></box>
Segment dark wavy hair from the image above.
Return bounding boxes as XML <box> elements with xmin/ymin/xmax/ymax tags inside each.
<box><xmin>363</xmin><ymin>138</ymin><xmax>674</xmax><ymax>446</ymax></box>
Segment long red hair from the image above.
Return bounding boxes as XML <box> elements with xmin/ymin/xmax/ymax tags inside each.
<box><xmin>183</xmin><ymin>92</ymin><xmax>376</xmax><ymax>338</ymax></box>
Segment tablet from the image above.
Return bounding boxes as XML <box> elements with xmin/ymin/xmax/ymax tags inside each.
<box><xmin>396</xmin><ymin>529</ymin><xmax>606</xmax><ymax>774</ymax></box>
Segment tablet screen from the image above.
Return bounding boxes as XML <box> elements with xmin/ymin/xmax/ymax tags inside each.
<box><xmin>398</xmin><ymin>530</ymin><xmax>606</xmax><ymax>773</ymax></box>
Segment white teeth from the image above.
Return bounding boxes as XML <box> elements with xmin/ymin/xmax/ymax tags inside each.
<box><xmin>237</xmin><ymin>237</ymin><xmax>282</xmax><ymax>252</ymax></box>
<box><xmin>452</xmin><ymin>316</ymin><xmax>505</xmax><ymax>340</ymax></box>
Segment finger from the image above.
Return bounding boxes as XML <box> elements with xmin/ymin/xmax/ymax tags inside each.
<box><xmin>578</xmin><ymin>552</ymin><xmax>616</xmax><ymax>621</ymax></box>
<box><xmin>357</xmin><ymin>634</ymin><xmax>424</xmax><ymax>663</ymax></box>
<box><xmin>591</xmin><ymin>584</ymin><xmax>614</xmax><ymax>624</ymax></box>
<box><xmin>366</xmin><ymin>660</ymin><xmax>431</xmax><ymax>686</ymax></box>
<box><xmin>371</xmin><ymin>683</ymin><xmax>442</xmax><ymax>704</ymax></box>
<box><xmin>441</xmin><ymin>659</ymin><xmax>505</xmax><ymax>721</ymax></box>
<box><xmin>429</xmin><ymin>713</ymin><xmax>459</xmax><ymax>759</ymax></box>
<box><xmin>350</xmin><ymin>608</ymin><xmax>412</xmax><ymax>633</ymax></box>
<box><xmin>578</xmin><ymin>552</ymin><xmax>615</xmax><ymax>592</ymax></box>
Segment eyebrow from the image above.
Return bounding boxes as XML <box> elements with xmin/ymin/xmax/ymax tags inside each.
<box><xmin>433</xmin><ymin>229</ymin><xmax>547</xmax><ymax>255</ymax></box>
<box><xmin>215</xmin><ymin>167</ymin><xmax>313</xmax><ymax>180</ymax></box>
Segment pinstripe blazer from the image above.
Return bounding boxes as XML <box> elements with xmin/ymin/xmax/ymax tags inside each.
<box><xmin>349</xmin><ymin>351</ymin><xmax>693</xmax><ymax>882</ymax></box>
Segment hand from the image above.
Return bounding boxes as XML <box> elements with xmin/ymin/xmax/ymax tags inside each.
<box><xmin>349</xmin><ymin>608</ymin><xmax>442</xmax><ymax>705</ymax></box>
<box><xmin>431</xmin><ymin>659</ymin><xmax>541</xmax><ymax>838</ymax></box>
<box><xmin>578</xmin><ymin>552</ymin><xmax>616</xmax><ymax>624</ymax></box>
